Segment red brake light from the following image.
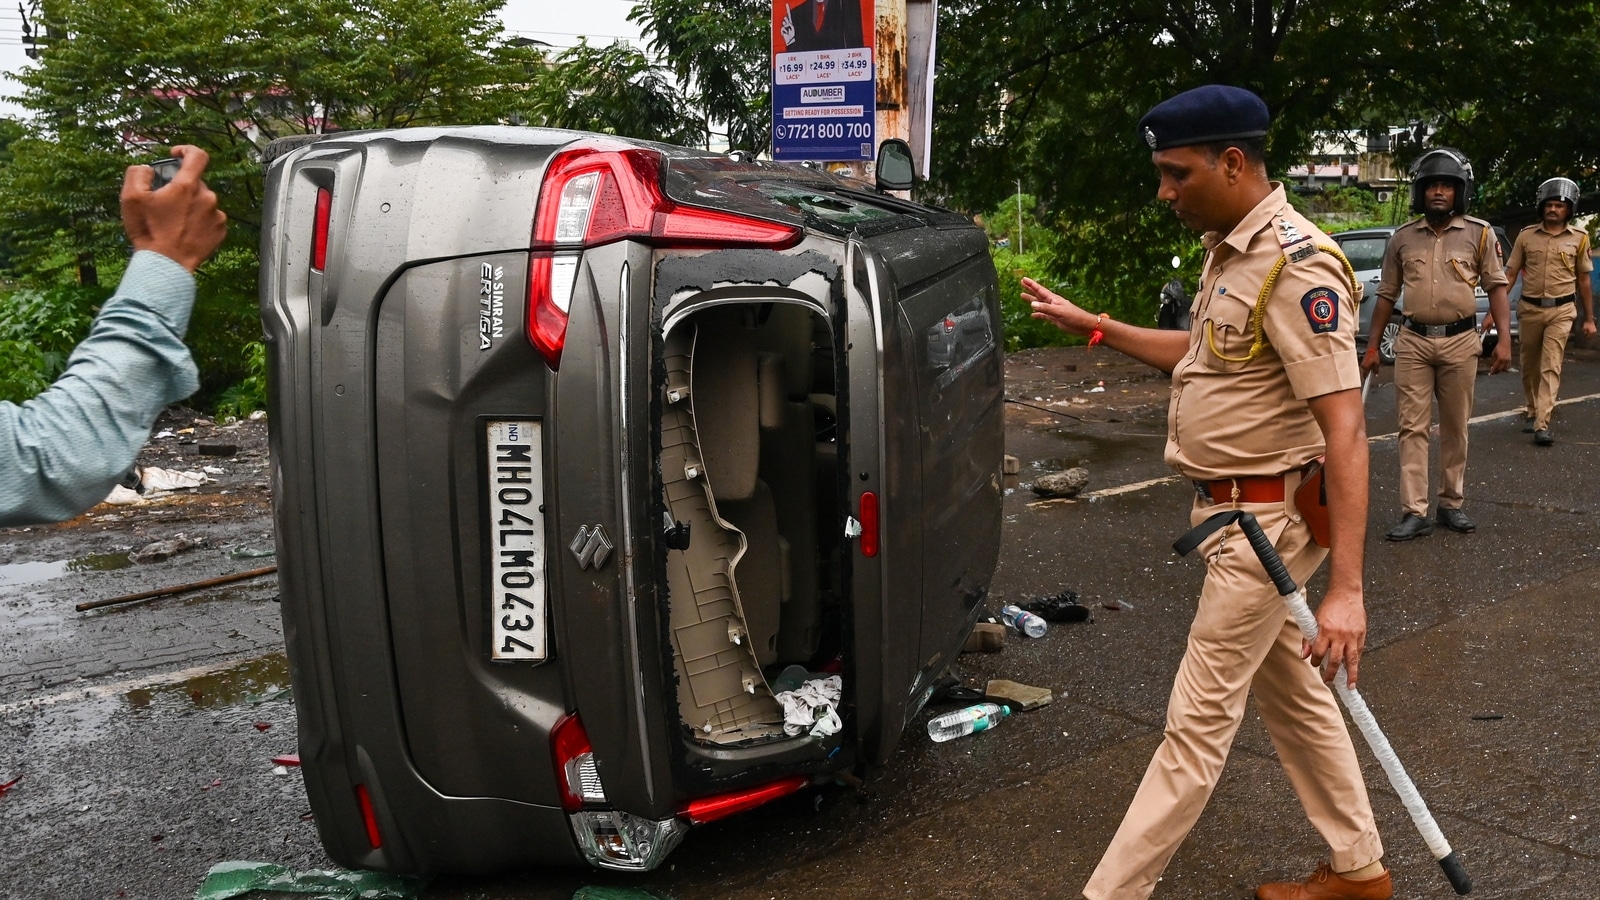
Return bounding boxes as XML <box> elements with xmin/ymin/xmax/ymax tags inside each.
<box><xmin>551</xmin><ymin>713</ymin><xmax>595</xmax><ymax>812</ymax></box>
<box><xmin>681</xmin><ymin>775</ymin><xmax>809</xmax><ymax>825</ymax></box>
<box><xmin>353</xmin><ymin>783</ymin><xmax>383</xmax><ymax>848</ymax></box>
<box><xmin>312</xmin><ymin>187</ymin><xmax>331</xmax><ymax>271</ymax></box>
<box><xmin>527</xmin><ymin>139</ymin><xmax>803</xmax><ymax>370</ymax></box>
<box><xmin>859</xmin><ymin>491</ymin><xmax>879</xmax><ymax>558</ymax></box>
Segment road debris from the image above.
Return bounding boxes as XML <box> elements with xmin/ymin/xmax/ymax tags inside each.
<box><xmin>128</xmin><ymin>533</ymin><xmax>204</xmax><ymax>564</ymax></box>
<box><xmin>1031</xmin><ymin>467</ymin><xmax>1090</xmax><ymax>498</ymax></box>
<box><xmin>194</xmin><ymin>861</ymin><xmax>422</xmax><ymax>900</ymax></box>
<box><xmin>985</xmin><ymin>679</ymin><xmax>1053</xmax><ymax>711</ymax></box>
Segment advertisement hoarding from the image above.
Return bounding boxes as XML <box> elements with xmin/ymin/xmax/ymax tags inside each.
<box><xmin>771</xmin><ymin>0</ymin><xmax>876</xmax><ymax>161</ymax></box>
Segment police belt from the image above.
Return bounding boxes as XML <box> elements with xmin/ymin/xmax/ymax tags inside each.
<box><xmin>1193</xmin><ymin>475</ymin><xmax>1286</xmax><ymax>505</ymax></box>
<box><xmin>1402</xmin><ymin>315</ymin><xmax>1476</xmax><ymax>338</ymax></box>
<box><xmin>1522</xmin><ymin>294</ymin><xmax>1576</xmax><ymax>308</ymax></box>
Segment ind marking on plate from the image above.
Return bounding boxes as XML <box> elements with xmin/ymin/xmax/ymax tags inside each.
<box><xmin>487</xmin><ymin>420</ymin><xmax>547</xmax><ymax>661</ymax></box>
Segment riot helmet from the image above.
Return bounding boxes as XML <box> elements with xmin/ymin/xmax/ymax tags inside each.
<box><xmin>1536</xmin><ymin>177</ymin><xmax>1579</xmax><ymax>219</ymax></box>
<box><xmin>1408</xmin><ymin>147</ymin><xmax>1474</xmax><ymax>215</ymax></box>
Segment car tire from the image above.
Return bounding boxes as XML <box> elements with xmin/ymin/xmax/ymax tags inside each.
<box><xmin>1378</xmin><ymin>322</ymin><xmax>1399</xmax><ymax>365</ymax></box>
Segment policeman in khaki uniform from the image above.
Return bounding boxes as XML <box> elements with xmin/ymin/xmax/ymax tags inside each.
<box><xmin>1504</xmin><ymin>177</ymin><xmax>1595</xmax><ymax>445</ymax></box>
<box><xmin>1024</xmin><ymin>85</ymin><xmax>1391</xmax><ymax>900</ymax></box>
<box><xmin>1361</xmin><ymin>148</ymin><xmax>1511</xmax><ymax>542</ymax></box>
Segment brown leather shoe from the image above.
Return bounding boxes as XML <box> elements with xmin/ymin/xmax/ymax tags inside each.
<box><xmin>1255</xmin><ymin>863</ymin><xmax>1393</xmax><ymax>900</ymax></box>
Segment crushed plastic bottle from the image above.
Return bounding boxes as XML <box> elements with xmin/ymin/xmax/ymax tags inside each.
<box><xmin>999</xmin><ymin>604</ymin><xmax>1047</xmax><ymax>638</ymax></box>
<box><xmin>926</xmin><ymin>702</ymin><xmax>1012</xmax><ymax>742</ymax></box>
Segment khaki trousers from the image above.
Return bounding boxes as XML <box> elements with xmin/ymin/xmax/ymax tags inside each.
<box><xmin>1519</xmin><ymin>301</ymin><xmax>1577</xmax><ymax>431</ymax></box>
<box><xmin>1082</xmin><ymin>501</ymin><xmax>1383</xmax><ymax>899</ymax></box>
<box><xmin>1395</xmin><ymin>328</ymin><xmax>1479</xmax><ymax>517</ymax></box>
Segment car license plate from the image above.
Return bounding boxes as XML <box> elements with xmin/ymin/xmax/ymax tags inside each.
<box><xmin>486</xmin><ymin>420</ymin><xmax>547</xmax><ymax>661</ymax></box>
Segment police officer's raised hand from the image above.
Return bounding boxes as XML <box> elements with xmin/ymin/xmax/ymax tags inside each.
<box><xmin>121</xmin><ymin>145</ymin><xmax>228</xmax><ymax>273</ymax></box>
<box><xmin>1022</xmin><ymin>276</ymin><xmax>1099</xmax><ymax>337</ymax></box>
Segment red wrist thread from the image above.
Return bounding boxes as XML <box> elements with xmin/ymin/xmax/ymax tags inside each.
<box><xmin>1088</xmin><ymin>312</ymin><xmax>1110</xmax><ymax>347</ymax></box>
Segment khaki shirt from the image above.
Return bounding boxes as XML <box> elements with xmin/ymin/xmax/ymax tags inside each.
<box><xmin>1377</xmin><ymin>215</ymin><xmax>1509</xmax><ymax>324</ymax></box>
<box><xmin>1166</xmin><ymin>184</ymin><xmax>1361</xmax><ymax>481</ymax></box>
<box><xmin>1505</xmin><ymin>223</ymin><xmax>1593</xmax><ymax>299</ymax></box>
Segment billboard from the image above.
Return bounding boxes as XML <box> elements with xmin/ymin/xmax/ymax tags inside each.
<box><xmin>771</xmin><ymin>0</ymin><xmax>875</xmax><ymax>161</ymax></box>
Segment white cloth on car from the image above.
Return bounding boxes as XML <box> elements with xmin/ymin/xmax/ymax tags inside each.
<box><xmin>774</xmin><ymin>674</ymin><xmax>842</xmax><ymax>737</ymax></box>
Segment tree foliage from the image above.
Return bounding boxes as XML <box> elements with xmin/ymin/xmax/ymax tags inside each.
<box><xmin>629</xmin><ymin>0</ymin><xmax>774</xmax><ymax>152</ymax></box>
<box><xmin>521</xmin><ymin>40</ymin><xmax>706</xmax><ymax>146</ymax></box>
<box><xmin>0</xmin><ymin>0</ymin><xmax>543</xmax><ymax>406</ymax></box>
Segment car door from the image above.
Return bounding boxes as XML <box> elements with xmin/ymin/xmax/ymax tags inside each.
<box><xmin>845</xmin><ymin>220</ymin><xmax>1004</xmax><ymax>762</ymax></box>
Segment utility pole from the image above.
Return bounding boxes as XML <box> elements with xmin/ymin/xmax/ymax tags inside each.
<box><xmin>1016</xmin><ymin>179</ymin><xmax>1023</xmax><ymax>255</ymax></box>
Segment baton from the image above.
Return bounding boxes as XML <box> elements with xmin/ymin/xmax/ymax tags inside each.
<box><xmin>1222</xmin><ymin>511</ymin><xmax>1472</xmax><ymax>894</ymax></box>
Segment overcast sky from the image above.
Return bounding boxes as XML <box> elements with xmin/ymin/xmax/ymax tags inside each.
<box><xmin>0</xmin><ymin>0</ymin><xmax>645</xmax><ymax>120</ymax></box>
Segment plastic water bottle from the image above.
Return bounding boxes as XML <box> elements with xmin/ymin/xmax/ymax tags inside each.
<box><xmin>1000</xmin><ymin>604</ymin><xmax>1047</xmax><ymax>638</ymax></box>
<box><xmin>926</xmin><ymin>702</ymin><xmax>1012</xmax><ymax>742</ymax></box>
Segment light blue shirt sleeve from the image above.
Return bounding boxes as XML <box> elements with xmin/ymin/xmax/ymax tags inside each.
<box><xmin>0</xmin><ymin>251</ymin><xmax>199</xmax><ymax>526</ymax></box>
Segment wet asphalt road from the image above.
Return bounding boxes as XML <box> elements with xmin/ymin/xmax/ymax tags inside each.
<box><xmin>4</xmin><ymin>349</ymin><xmax>1600</xmax><ymax>899</ymax></box>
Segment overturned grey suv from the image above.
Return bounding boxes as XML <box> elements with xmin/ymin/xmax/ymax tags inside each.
<box><xmin>260</xmin><ymin>127</ymin><xmax>1004</xmax><ymax>875</ymax></box>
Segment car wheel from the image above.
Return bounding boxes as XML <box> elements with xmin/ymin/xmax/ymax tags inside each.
<box><xmin>1378</xmin><ymin>322</ymin><xmax>1399</xmax><ymax>365</ymax></box>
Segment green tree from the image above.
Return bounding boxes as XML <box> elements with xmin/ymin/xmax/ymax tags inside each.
<box><xmin>630</xmin><ymin>0</ymin><xmax>773</xmax><ymax>152</ymax></box>
<box><xmin>0</xmin><ymin>0</ymin><xmax>543</xmax><ymax>406</ymax></box>
<box><xmin>521</xmin><ymin>40</ymin><xmax>706</xmax><ymax>146</ymax></box>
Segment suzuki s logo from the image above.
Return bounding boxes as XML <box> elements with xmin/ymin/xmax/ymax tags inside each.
<box><xmin>479</xmin><ymin>263</ymin><xmax>506</xmax><ymax>350</ymax></box>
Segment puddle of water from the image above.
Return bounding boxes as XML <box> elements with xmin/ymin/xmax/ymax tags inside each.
<box><xmin>124</xmin><ymin>653</ymin><xmax>291</xmax><ymax>710</ymax></box>
<box><xmin>0</xmin><ymin>552</ymin><xmax>132</xmax><ymax>588</ymax></box>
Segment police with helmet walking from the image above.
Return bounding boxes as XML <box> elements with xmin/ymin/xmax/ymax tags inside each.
<box><xmin>1504</xmin><ymin>177</ymin><xmax>1595</xmax><ymax>445</ymax></box>
<box><xmin>1026</xmin><ymin>84</ymin><xmax>1391</xmax><ymax>900</ymax></box>
<box><xmin>1361</xmin><ymin>148</ymin><xmax>1511</xmax><ymax>542</ymax></box>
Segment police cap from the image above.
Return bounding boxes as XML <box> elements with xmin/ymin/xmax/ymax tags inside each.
<box><xmin>1138</xmin><ymin>85</ymin><xmax>1269</xmax><ymax>152</ymax></box>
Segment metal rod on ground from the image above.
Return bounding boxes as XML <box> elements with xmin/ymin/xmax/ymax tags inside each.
<box><xmin>75</xmin><ymin>565</ymin><xmax>278</xmax><ymax>612</ymax></box>
<box><xmin>1231</xmin><ymin>511</ymin><xmax>1472</xmax><ymax>895</ymax></box>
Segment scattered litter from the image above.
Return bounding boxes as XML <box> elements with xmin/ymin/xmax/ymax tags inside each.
<box><xmin>1002</xmin><ymin>454</ymin><xmax>1021</xmax><ymax>475</ymax></box>
<box><xmin>194</xmin><ymin>861</ymin><xmax>422</xmax><ymax>900</ymax></box>
<box><xmin>773</xmin><ymin>674</ymin><xmax>842</xmax><ymax>737</ymax></box>
<box><xmin>202</xmin><ymin>778</ymin><xmax>223</xmax><ymax>791</ymax></box>
<box><xmin>272</xmin><ymin>754</ymin><xmax>301</xmax><ymax>767</ymax></box>
<box><xmin>253</xmin><ymin>722</ymin><xmax>271</xmax><ymax>732</ymax></box>
<box><xmin>1102</xmin><ymin>599</ymin><xmax>1134</xmax><ymax>612</ymax></box>
<box><xmin>198</xmin><ymin>443</ymin><xmax>239</xmax><ymax>457</ymax></box>
<box><xmin>0</xmin><ymin>775</ymin><xmax>20</xmax><ymax>797</ymax></box>
<box><xmin>1020</xmin><ymin>589</ymin><xmax>1091</xmax><ymax>623</ymax></box>
<box><xmin>248</xmin><ymin>410</ymin><xmax>267</xmax><ymax>422</ymax></box>
<box><xmin>999</xmin><ymin>604</ymin><xmax>1047</xmax><ymax>638</ymax></box>
<box><xmin>203</xmin><ymin>466</ymin><xmax>226</xmax><ymax>475</ymax></box>
<box><xmin>140</xmin><ymin>466</ymin><xmax>213</xmax><ymax>493</ymax></box>
<box><xmin>927</xmin><ymin>702</ymin><xmax>1010</xmax><ymax>742</ymax></box>
<box><xmin>229</xmin><ymin>546</ymin><xmax>276</xmax><ymax>560</ymax></box>
<box><xmin>1470</xmin><ymin>713</ymin><xmax>1504</xmax><ymax>721</ymax></box>
<box><xmin>961</xmin><ymin>621</ymin><xmax>1005</xmax><ymax>653</ymax></box>
<box><xmin>1085</xmin><ymin>386</ymin><xmax>1105</xmax><ymax>393</ymax></box>
<box><xmin>129</xmin><ymin>534</ymin><xmax>204</xmax><ymax>564</ymax></box>
<box><xmin>153</xmin><ymin>429</ymin><xmax>177</xmax><ymax>439</ymax></box>
<box><xmin>1031</xmin><ymin>467</ymin><xmax>1089</xmax><ymax>498</ymax></box>
<box><xmin>985</xmin><ymin>679</ymin><xmax>1053</xmax><ymax>711</ymax></box>
<box><xmin>272</xmin><ymin>766</ymin><xmax>290</xmax><ymax>777</ymax></box>
<box><xmin>102</xmin><ymin>485</ymin><xmax>146</xmax><ymax>506</ymax></box>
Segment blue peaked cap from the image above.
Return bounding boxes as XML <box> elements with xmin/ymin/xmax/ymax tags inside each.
<box><xmin>1138</xmin><ymin>85</ymin><xmax>1269</xmax><ymax>151</ymax></box>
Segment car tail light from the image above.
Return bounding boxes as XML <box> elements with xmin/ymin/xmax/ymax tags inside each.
<box><xmin>311</xmin><ymin>187</ymin><xmax>331</xmax><ymax>271</ymax></box>
<box><xmin>527</xmin><ymin>139</ymin><xmax>803</xmax><ymax>370</ymax></box>
<box><xmin>681</xmin><ymin>775</ymin><xmax>810</xmax><ymax>825</ymax></box>
<box><xmin>551</xmin><ymin>713</ymin><xmax>606</xmax><ymax>811</ymax></box>
<box><xmin>353</xmin><ymin>783</ymin><xmax>382</xmax><ymax>848</ymax></box>
<box><xmin>858</xmin><ymin>491</ymin><xmax>879</xmax><ymax>558</ymax></box>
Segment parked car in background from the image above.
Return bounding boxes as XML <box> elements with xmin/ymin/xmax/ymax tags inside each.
<box><xmin>1330</xmin><ymin>224</ymin><xmax>1520</xmax><ymax>363</ymax></box>
<box><xmin>260</xmin><ymin>128</ymin><xmax>1005</xmax><ymax>875</ymax></box>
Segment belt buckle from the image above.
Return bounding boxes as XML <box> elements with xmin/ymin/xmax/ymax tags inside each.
<box><xmin>1425</xmin><ymin>323</ymin><xmax>1447</xmax><ymax>337</ymax></box>
<box><xmin>1542</xmin><ymin>298</ymin><xmax>1559</xmax><ymax>308</ymax></box>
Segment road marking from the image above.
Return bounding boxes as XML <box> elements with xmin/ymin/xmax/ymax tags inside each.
<box><xmin>0</xmin><ymin>656</ymin><xmax>270</xmax><ymax>716</ymax></box>
<box><xmin>1074</xmin><ymin>391</ymin><xmax>1600</xmax><ymax>501</ymax></box>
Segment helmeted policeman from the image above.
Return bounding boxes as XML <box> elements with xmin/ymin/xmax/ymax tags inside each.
<box><xmin>1504</xmin><ymin>177</ymin><xmax>1595</xmax><ymax>445</ymax></box>
<box><xmin>1361</xmin><ymin>148</ymin><xmax>1511</xmax><ymax>541</ymax></box>
<box><xmin>1023</xmin><ymin>85</ymin><xmax>1390</xmax><ymax>900</ymax></box>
